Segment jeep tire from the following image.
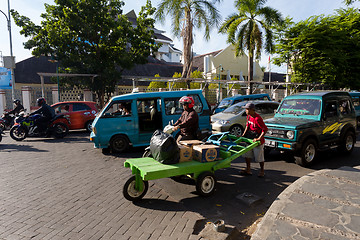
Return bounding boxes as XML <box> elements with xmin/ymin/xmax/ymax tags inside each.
<box><xmin>294</xmin><ymin>139</ymin><xmax>317</xmax><ymax>167</ymax></box>
<box><xmin>338</xmin><ymin>131</ymin><xmax>355</xmax><ymax>155</ymax></box>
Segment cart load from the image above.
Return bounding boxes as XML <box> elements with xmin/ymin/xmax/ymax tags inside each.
<box><xmin>123</xmin><ymin>133</ymin><xmax>260</xmax><ymax>201</ymax></box>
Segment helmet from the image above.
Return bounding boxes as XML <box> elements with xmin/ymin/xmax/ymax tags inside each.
<box><xmin>179</xmin><ymin>96</ymin><xmax>195</xmax><ymax>108</ymax></box>
<box><xmin>36</xmin><ymin>97</ymin><xmax>46</xmax><ymax>107</ymax></box>
<box><xmin>13</xmin><ymin>99</ymin><xmax>21</xmax><ymax>105</ymax></box>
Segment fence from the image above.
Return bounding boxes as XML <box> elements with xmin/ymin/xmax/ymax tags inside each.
<box><xmin>0</xmin><ymin>84</ymin><xmax>291</xmax><ymax>113</ymax></box>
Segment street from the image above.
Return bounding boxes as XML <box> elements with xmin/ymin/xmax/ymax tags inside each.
<box><xmin>0</xmin><ymin>130</ymin><xmax>359</xmax><ymax>239</ymax></box>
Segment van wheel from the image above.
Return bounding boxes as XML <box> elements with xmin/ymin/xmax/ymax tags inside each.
<box><xmin>229</xmin><ymin>125</ymin><xmax>244</xmax><ymax>137</ymax></box>
<box><xmin>338</xmin><ymin>131</ymin><xmax>355</xmax><ymax>155</ymax></box>
<box><xmin>110</xmin><ymin>135</ymin><xmax>129</xmax><ymax>153</ymax></box>
<box><xmin>294</xmin><ymin>139</ymin><xmax>317</xmax><ymax>167</ymax></box>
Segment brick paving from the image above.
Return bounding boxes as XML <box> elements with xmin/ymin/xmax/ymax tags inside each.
<box><xmin>0</xmin><ymin>132</ymin><xmax>202</xmax><ymax>240</ymax></box>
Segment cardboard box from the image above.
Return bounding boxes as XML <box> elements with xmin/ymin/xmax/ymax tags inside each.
<box><xmin>178</xmin><ymin>144</ymin><xmax>192</xmax><ymax>162</ymax></box>
<box><xmin>192</xmin><ymin>144</ymin><xmax>219</xmax><ymax>162</ymax></box>
<box><xmin>179</xmin><ymin>140</ymin><xmax>203</xmax><ymax>147</ymax></box>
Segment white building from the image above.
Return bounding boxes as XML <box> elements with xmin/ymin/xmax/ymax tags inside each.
<box><xmin>126</xmin><ymin>10</ymin><xmax>182</xmax><ymax>63</ymax></box>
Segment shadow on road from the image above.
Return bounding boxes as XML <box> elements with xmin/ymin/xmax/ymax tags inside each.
<box><xmin>0</xmin><ymin>143</ymin><xmax>49</xmax><ymax>152</ymax></box>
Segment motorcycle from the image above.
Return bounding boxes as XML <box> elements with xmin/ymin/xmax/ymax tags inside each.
<box><xmin>0</xmin><ymin>112</ymin><xmax>16</xmax><ymax>131</ymax></box>
<box><xmin>9</xmin><ymin>113</ymin><xmax>70</xmax><ymax>141</ymax></box>
<box><xmin>0</xmin><ymin>128</ymin><xmax>3</xmax><ymax>142</ymax></box>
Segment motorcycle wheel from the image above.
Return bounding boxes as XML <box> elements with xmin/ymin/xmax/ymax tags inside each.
<box><xmin>10</xmin><ymin>126</ymin><xmax>27</xmax><ymax>141</ymax></box>
<box><xmin>52</xmin><ymin>123</ymin><xmax>69</xmax><ymax>138</ymax></box>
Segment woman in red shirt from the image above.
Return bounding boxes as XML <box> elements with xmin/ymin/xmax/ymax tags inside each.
<box><xmin>241</xmin><ymin>102</ymin><xmax>268</xmax><ymax>177</ymax></box>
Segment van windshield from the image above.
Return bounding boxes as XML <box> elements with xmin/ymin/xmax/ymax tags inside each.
<box><xmin>278</xmin><ymin>99</ymin><xmax>321</xmax><ymax>116</ymax></box>
<box><xmin>218</xmin><ymin>99</ymin><xmax>233</xmax><ymax>108</ymax></box>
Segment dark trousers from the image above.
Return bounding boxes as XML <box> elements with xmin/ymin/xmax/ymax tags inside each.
<box><xmin>35</xmin><ymin>117</ymin><xmax>51</xmax><ymax>132</ymax></box>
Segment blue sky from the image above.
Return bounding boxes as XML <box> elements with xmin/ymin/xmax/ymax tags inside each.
<box><xmin>1</xmin><ymin>0</ymin><xmax>359</xmax><ymax>73</ymax></box>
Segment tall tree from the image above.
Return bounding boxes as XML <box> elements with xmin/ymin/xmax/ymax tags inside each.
<box><xmin>12</xmin><ymin>0</ymin><xmax>158</xmax><ymax>107</ymax></box>
<box><xmin>219</xmin><ymin>0</ymin><xmax>283</xmax><ymax>93</ymax></box>
<box><xmin>273</xmin><ymin>8</ymin><xmax>360</xmax><ymax>90</ymax></box>
<box><xmin>155</xmin><ymin>0</ymin><xmax>222</xmax><ymax>84</ymax></box>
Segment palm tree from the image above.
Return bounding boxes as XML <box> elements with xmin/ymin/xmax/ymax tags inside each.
<box><xmin>219</xmin><ymin>0</ymin><xmax>283</xmax><ymax>93</ymax></box>
<box><xmin>155</xmin><ymin>0</ymin><xmax>222</xmax><ymax>84</ymax></box>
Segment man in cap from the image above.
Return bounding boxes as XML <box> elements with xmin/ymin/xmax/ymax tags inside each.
<box><xmin>241</xmin><ymin>102</ymin><xmax>268</xmax><ymax>177</ymax></box>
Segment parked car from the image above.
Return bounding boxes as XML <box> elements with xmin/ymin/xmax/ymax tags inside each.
<box><xmin>213</xmin><ymin>93</ymin><xmax>271</xmax><ymax>114</ymax></box>
<box><xmin>90</xmin><ymin>90</ymin><xmax>212</xmax><ymax>153</ymax></box>
<box><xmin>349</xmin><ymin>91</ymin><xmax>360</xmax><ymax>126</ymax></box>
<box><xmin>51</xmin><ymin>101</ymin><xmax>98</xmax><ymax>132</ymax></box>
<box><xmin>264</xmin><ymin>91</ymin><xmax>357</xmax><ymax>167</ymax></box>
<box><xmin>211</xmin><ymin>100</ymin><xmax>279</xmax><ymax>136</ymax></box>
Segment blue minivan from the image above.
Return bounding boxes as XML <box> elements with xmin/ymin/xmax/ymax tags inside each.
<box><xmin>349</xmin><ymin>91</ymin><xmax>360</xmax><ymax>125</ymax></box>
<box><xmin>213</xmin><ymin>93</ymin><xmax>271</xmax><ymax>114</ymax></box>
<box><xmin>90</xmin><ymin>90</ymin><xmax>211</xmax><ymax>153</ymax></box>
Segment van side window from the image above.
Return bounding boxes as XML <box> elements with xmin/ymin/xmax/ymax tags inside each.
<box><xmin>164</xmin><ymin>98</ymin><xmax>183</xmax><ymax>115</ymax></box>
<box><xmin>189</xmin><ymin>94</ymin><xmax>203</xmax><ymax>113</ymax></box>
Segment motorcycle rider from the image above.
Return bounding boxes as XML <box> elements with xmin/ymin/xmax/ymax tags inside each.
<box><xmin>173</xmin><ymin>96</ymin><xmax>199</xmax><ymax>142</ymax></box>
<box><xmin>30</xmin><ymin>98</ymin><xmax>55</xmax><ymax>133</ymax></box>
<box><xmin>8</xmin><ymin>99</ymin><xmax>24</xmax><ymax>115</ymax></box>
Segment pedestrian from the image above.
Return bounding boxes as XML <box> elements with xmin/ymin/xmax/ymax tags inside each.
<box><xmin>241</xmin><ymin>102</ymin><xmax>268</xmax><ymax>178</ymax></box>
<box><xmin>173</xmin><ymin>96</ymin><xmax>199</xmax><ymax>142</ymax></box>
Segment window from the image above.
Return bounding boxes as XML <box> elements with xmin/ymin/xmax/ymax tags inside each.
<box><xmin>324</xmin><ymin>101</ymin><xmax>337</xmax><ymax>118</ymax></box>
<box><xmin>189</xmin><ymin>94</ymin><xmax>203</xmax><ymax>113</ymax></box>
<box><xmin>73</xmin><ymin>103</ymin><xmax>91</xmax><ymax>112</ymax></box>
<box><xmin>165</xmin><ymin>98</ymin><xmax>183</xmax><ymax>115</ymax></box>
<box><xmin>137</xmin><ymin>99</ymin><xmax>157</xmax><ymax>114</ymax></box>
<box><xmin>103</xmin><ymin>101</ymin><xmax>132</xmax><ymax>116</ymax></box>
<box><xmin>53</xmin><ymin>104</ymin><xmax>70</xmax><ymax>114</ymax></box>
<box><xmin>339</xmin><ymin>99</ymin><xmax>352</xmax><ymax>116</ymax></box>
<box><xmin>352</xmin><ymin>97</ymin><xmax>359</xmax><ymax>107</ymax></box>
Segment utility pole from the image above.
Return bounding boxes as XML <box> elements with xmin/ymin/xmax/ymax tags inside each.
<box><xmin>0</xmin><ymin>0</ymin><xmax>15</xmax><ymax>100</ymax></box>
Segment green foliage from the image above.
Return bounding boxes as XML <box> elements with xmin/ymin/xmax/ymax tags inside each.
<box><xmin>273</xmin><ymin>8</ymin><xmax>360</xmax><ymax>89</ymax></box>
<box><xmin>11</xmin><ymin>0</ymin><xmax>159</xmax><ymax>106</ymax></box>
<box><xmin>219</xmin><ymin>0</ymin><xmax>284</xmax><ymax>90</ymax></box>
<box><xmin>171</xmin><ymin>72</ymin><xmax>187</xmax><ymax>89</ymax></box>
<box><xmin>155</xmin><ymin>0</ymin><xmax>222</xmax><ymax>78</ymax></box>
<box><xmin>189</xmin><ymin>70</ymin><xmax>202</xmax><ymax>89</ymax></box>
<box><xmin>148</xmin><ymin>74</ymin><xmax>167</xmax><ymax>89</ymax></box>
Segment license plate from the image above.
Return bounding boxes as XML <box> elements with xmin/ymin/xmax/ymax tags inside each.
<box><xmin>265</xmin><ymin>140</ymin><xmax>275</xmax><ymax>147</ymax></box>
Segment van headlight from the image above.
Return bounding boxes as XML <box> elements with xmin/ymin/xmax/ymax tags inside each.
<box><xmin>286</xmin><ymin>131</ymin><xmax>294</xmax><ymax>139</ymax></box>
<box><xmin>92</xmin><ymin>126</ymin><xmax>97</xmax><ymax>135</ymax></box>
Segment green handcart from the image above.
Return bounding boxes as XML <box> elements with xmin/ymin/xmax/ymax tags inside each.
<box><xmin>123</xmin><ymin>133</ymin><xmax>260</xmax><ymax>201</ymax></box>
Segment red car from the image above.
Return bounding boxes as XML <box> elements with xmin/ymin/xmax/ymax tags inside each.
<box><xmin>51</xmin><ymin>101</ymin><xmax>98</xmax><ymax>131</ymax></box>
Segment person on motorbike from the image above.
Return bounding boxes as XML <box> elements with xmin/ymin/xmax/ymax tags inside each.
<box><xmin>173</xmin><ymin>96</ymin><xmax>199</xmax><ymax>142</ymax></box>
<box><xmin>30</xmin><ymin>98</ymin><xmax>55</xmax><ymax>133</ymax></box>
<box><xmin>8</xmin><ymin>99</ymin><xmax>24</xmax><ymax>115</ymax></box>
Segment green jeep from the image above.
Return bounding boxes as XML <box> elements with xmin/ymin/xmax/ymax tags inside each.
<box><xmin>264</xmin><ymin>91</ymin><xmax>357</xmax><ymax>166</ymax></box>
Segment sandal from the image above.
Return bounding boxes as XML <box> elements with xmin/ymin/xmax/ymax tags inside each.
<box><xmin>258</xmin><ymin>172</ymin><xmax>265</xmax><ymax>178</ymax></box>
<box><xmin>240</xmin><ymin>170</ymin><xmax>252</xmax><ymax>176</ymax></box>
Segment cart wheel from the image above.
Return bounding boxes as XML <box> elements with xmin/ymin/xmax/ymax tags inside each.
<box><xmin>123</xmin><ymin>176</ymin><xmax>148</xmax><ymax>201</ymax></box>
<box><xmin>196</xmin><ymin>172</ymin><xmax>216</xmax><ymax>197</ymax></box>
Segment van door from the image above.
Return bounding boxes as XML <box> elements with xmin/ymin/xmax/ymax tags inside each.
<box><xmin>137</xmin><ymin>98</ymin><xmax>162</xmax><ymax>144</ymax></box>
<box><xmin>98</xmin><ymin>100</ymin><xmax>136</xmax><ymax>144</ymax></box>
<box><xmin>320</xmin><ymin>100</ymin><xmax>340</xmax><ymax>143</ymax></box>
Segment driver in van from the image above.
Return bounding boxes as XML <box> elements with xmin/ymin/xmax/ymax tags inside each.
<box><xmin>173</xmin><ymin>96</ymin><xmax>199</xmax><ymax>142</ymax></box>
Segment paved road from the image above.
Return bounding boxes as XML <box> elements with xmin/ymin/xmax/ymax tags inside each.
<box><xmin>0</xmin><ymin>131</ymin><xmax>359</xmax><ymax>239</ymax></box>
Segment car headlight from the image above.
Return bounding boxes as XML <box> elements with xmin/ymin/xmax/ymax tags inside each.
<box><xmin>218</xmin><ymin>120</ymin><xmax>230</xmax><ymax>125</ymax></box>
<box><xmin>286</xmin><ymin>131</ymin><xmax>294</xmax><ymax>139</ymax></box>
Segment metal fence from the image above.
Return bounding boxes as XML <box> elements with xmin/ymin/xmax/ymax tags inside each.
<box><xmin>4</xmin><ymin>89</ymin><xmax>22</xmax><ymax>109</ymax></box>
<box><xmin>30</xmin><ymin>87</ymin><xmax>53</xmax><ymax>107</ymax></box>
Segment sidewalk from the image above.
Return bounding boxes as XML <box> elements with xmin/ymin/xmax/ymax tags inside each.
<box><xmin>251</xmin><ymin>166</ymin><xmax>360</xmax><ymax>240</ymax></box>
